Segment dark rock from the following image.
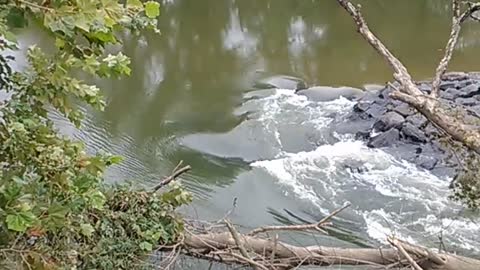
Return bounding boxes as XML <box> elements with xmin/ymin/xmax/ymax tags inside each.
<box><xmin>367</xmin><ymin>128</ymin><xmax>400</xmax><ymax>148</ymax></box>
<box><xmin>440</xmin><ymin>92</ymin><xmax>455</xmax><ymax>100</ymax></box>
<box><xmin>455</xmin><ymin>79</ymin><xmax>474</xmax><ymax>89</ymax></box>
<box><xmin>418</xmin><ymin>83</ymin><xmax>432</xmax><ymax>93</ymax></box>
<box><xmin>393</xmin><ymin>104</ymin><xmax>414</xmax><ymax>117</ymax></box>
<box><xmin>401</xmin><ymin>122</ymin><xmax>427</xmax><ymax>143</ymax></box>
<box><xmin>444</xmin><ymin>88</ymin><xmax>461</xmax><ymax>99</ymax></box>
<box><xmin>373</xmin><ymin>111</ymin><xmax>405</xmax><ymax>131</ymax></box>
<box><xmin>455</xmin><ymin>97</ymin><xmax>478</xmax><ymax>106</ymax></box>
<box><xmin>365</xmin><ymin>103</ymin><xmax>387</xmax><ymax>118</ymax></box>
<box><xmin>355</xmin><ymin>130</ymin><xmax>370</xmax><ymax>140</ymax></box>
<box><xmin>353</xmin><ymin>101</ymin><xmax>371</xmax><ymax>112</ymax></box>
<box><xmin>335</xmin><ymin>119</ymin><xmax>372</xmax><ymax>136</ymax></box>
<box><xmin>361</xmin><ymin>89</ymin><xmax>383</xmax><ymax>101</ymax></box>
<box><xmin>458</xmin><ymin>83</ymin><xmax>480</xmax><ymax>98</ymax></box>
<box><xmin>416</xmin><ymin>155</ymin><xmax>438</xmax><ymax>170</ymax></box>
<box><xmin>468</xmin><ymin>105</ymin><xmax>480</xmax><ymax>118</ymax></box>
<box><xmin>406</xmin><ymin>114</ymin><xmax>428</xmax><ymax>128</ymax></box>
<box><xmin>440</xmin><ymin>81</ymin><xmax>457</xmax><ymax>90</ymax></box>
<box><xmin>378</xmin><ymin>86</ymin><xmax>395</xmax><ymax>98</ymax></box>
<box><xmin>424</xmin><ymin>123</ymin><xmax>440</xmax><ymax>138</ymax></box>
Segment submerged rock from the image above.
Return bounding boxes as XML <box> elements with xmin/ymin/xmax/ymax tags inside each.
<box><xmin>254</xmin><ymin>75</ymin><xmax>307</xmax><ymax>90</ymax></box>
<box><xmin>296</xmin><ymin>86</ymin><xmax>364</xmax><ymax>102</ymax></box>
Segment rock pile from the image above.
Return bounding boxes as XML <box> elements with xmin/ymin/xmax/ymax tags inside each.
<box><xmin>339</xmin><ymin>72</ymin><xmax>480</xmax><ymax>176</ymax></box>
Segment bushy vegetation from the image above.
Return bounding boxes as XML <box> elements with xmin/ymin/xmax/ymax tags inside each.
<box><xmin>0</xmin><ymin>0</ymin><xmax>191</xmax><ymax>268</ymax></box>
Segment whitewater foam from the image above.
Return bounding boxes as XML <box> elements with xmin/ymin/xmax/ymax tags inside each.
<box><xmin>248</xmin><ymin>89</ymin><xmax>479</xmax><ymax>254</ymax></box>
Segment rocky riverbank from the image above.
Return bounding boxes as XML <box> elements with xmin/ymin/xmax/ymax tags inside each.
<box><xmin>337</xmin><ymin>72</ymin><xmax>480</xmax><ymax>177</ymax></box>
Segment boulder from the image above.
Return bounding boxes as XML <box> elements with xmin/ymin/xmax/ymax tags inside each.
<box><xmin>416</xmin><ymin>155</ymin><xmax>439</xmax><ymax>170</ymax></box>
<box><xmin>443</xmin><ymin>88</ymin><xmax>461</xmax><ymax>100</ymax></box>
<box><xmin>367</xmin><ymin>128</ymin><xmax>400</xmax><ymax>148</ymax></box>
<box><xmin>393</xmin><ymin>104</ymin><xmax>414</xmax><ymax>117</ymax></box>
<box><xmin>401</xmin><ymin>122</ymin><xmax>427</xmax><ymax>143</ymax></box>
<box><xmin>459</xmin><ymin>83</ymin><xmax>480</xmax><ymax>98</ymax></box>
<box><xmin>365</xmin><ymin>103</ymin><xmax>387</xmax><ymax>118</ymax></box>
<box><xmin>296</xmin><ymin>86</ymin><xmax>364</xmax><ymax>102</ymax></box>
<box><xmin>455</xmin><ymin>97</ymin><xmax>478</xmax><ymax>106</ymax></box>
<box><xmin>373</xmin><ymin>111</ymin><xmax>405</xmax><ymax>131</ymax></box>
<box><xmin>406</xmin><ymin>114</ymin><xmax>428</xmax><ymax>128</ymax></box>
<box><xmin>353</xmin><ymin>101</ymin><xmax>371</xmax><ymax>112</ymax></box>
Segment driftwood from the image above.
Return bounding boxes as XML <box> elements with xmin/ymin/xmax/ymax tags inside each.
<box><xmin>175</xmin><ymin>206</ymin><xmax>480</xmax><ymax>270</ymax></box>
<box><xmin>337</xmin><ymin>0</ymin><xmax>480</xmax><ymax>154</ymax></box>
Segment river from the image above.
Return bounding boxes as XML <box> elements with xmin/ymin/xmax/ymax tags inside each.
<box><xmin>12</xmin><ymin>0</ymin><xmax>480</xmax><ymax>267</ymax></box>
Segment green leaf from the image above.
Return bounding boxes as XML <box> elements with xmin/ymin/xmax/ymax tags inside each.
<box><xmin>74</xmin><ymin>14</ymin><xmax>91</xmax><ymax>32</ymax></box>
<box><xmin>144</xmin><ymin>1</ymin><xmax>160</xmax><ymax>18</ymax></box>
<box><xmin>55</xmin><ymin>38</ymin><xmax>66</xmax><ymax>49</ymax></box>
<box><xmin>88</xmin><ymin>190</ymin><xmax>106</xmax><ymax>210</ymax></box>
<box><xmin>108</xmin><ymin>155</ymin><xmax>123</xmax><ymax>165</ymax></box>
<box><xmin>80</xmin><ymin>223</ymin><xmax>95</xmax><ymax>237</ymax></box>
<box><xmin>139</xmin><ymin>241</ymin><xmax>153</xmax><ymax>251</ymax></box>
<box><xmin>6</xmin><ymin>211</ymin><xmax>36</xmax><ymax>232</ymax></box>
<box><xmin>127</xmin><ymin>0</ymin><xmax>143</xmax><ymax>8</ymax></box>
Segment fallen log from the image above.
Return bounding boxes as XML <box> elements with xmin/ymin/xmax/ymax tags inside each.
<box><xmin>180</xmin><ymin>226</ymin><xmax>480</xmax><ymax>270</ymax></box>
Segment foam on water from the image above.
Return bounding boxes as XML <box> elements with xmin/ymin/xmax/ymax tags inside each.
<box><xmin>249</xmin><ymin>89</ymin><xmax>480</xmax><ymax>254</ymax></box>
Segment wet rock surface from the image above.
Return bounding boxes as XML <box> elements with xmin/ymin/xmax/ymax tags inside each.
<box><xmin>254</xmin><ymin>75</ymin><xmax>308</xmax><ymax>91</ymax></box>
<box><xmin>336</xmin><ymin>72</ymin><xmax>480</xmax><ymax>177</ymax></box>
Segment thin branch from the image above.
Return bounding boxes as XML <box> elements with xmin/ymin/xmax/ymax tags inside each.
<box><xmin>248</xmin><ymin>203</ymin><xmax>350</xmax><ymax>236</ymax></box>
<box><xmin>225</xmin><ymin>220</ymin><xmax>267</xmax><ymax>270</ymax></box>
<box><xmin>152</xmin><ymin>162</ymin><xmax>191</xmax><ymax>192</ymax></box>
<box><xmin>215</xmin><ymin>251</ymin><xmax>269</xmax><ymax>270</ymax></box>
<box><xmin>431</xmin><ymin>1</ymin><xmax>480</xmax><ymax>97</ymax></box>
<box><xmin>388</xmin><ymin>237</ymin><xmax>423</xmax><ymax>270</ymax></box>
<box><xmin>17</xmin><ymin>0</ymin><xmax>53</xmax><ymax>11</ymax></box>
<box><xmin>431</xmin><ymin>0</ymin><xmax>462</xmax><ymax>98</ymax></box>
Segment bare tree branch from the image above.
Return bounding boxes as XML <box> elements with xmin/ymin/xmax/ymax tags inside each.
<box><xmin>248</xmin><ymin>203</ymin><xmax>350</xmax><ymax>236</ymax></box>
<box><xmin>337</xmin><ymin>0</ymin><xmax>480</xmax><ymax>155</ymax></box>
<box><xmin>431</xmin><ymin>0</ymin><xmax>480</xmax><ymax>97</ymax></box>
<box><xmin>153</xmin><ymin>161</ymin><xmax>191</xmax><ymax>192</ymax></box>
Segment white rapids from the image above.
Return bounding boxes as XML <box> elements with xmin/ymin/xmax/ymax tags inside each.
<box><xmin>242</xmin><ymin>89</ymin><xmax>480</xmax><ymax>254</ymax></box>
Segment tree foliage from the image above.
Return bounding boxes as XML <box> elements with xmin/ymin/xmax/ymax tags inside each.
<box><xmin>0</xmin><ymin>0</ymin><xmax>191</xmax><ymax>268</ymax></box>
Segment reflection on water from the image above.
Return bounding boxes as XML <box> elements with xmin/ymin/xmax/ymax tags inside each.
<box><xmin>12</xmin><ymin>0</ymin><xmax>480</xmax><ymax>258</ymax></box>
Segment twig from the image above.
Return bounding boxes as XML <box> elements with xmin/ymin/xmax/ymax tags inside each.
<box><xmin>17</xmin><ymin>0</ymin><xmax>53</xmax><ymax>11</ymax></box>
<box><xmin>215</xmin><ymin>251</ymin><xmax>269</xmax><ymax>270</ymax></box>
<box><xmin>152</xmin><ymin>162</ymin><xmax>191</xmax><ymax>192</ymax></box>
<box><xmin>218</xmin><ymin>197</ymin><xmax>237</xmax><ymax>222</ymax></box>
<box><xmin>270</xmin><ymin>234</ymin><xmax>278</xmax><ymax>264</ymax></box>
<box><xmin>224</xmin><ymin>220</ymin><xmax>267</xmax><ymax>270</ymax></box>
<box><xmin>431</xmin><ymin>0</ymin><xmax>480</xmax><ymax>97</ymax></box>
<box><xmin>388</xmin><ymin>237</ymin><xmax>423</xmax><ymax>270</ymax></box>
<box><xmin>248</xmin><ymin>203</ymin><xmax>350</xmax><ymax>236</ymax></box>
